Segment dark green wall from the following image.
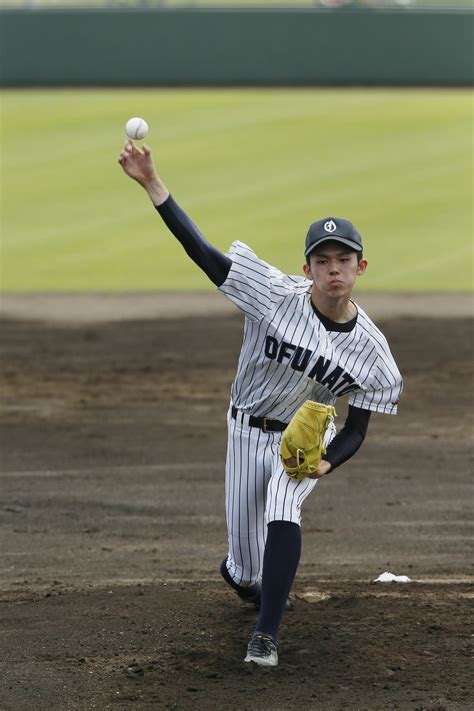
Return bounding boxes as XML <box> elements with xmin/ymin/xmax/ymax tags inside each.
<box><xmin>0</xmin><ymin>8</ymin><xmax>472</xmax><ymax>86</ymax></box>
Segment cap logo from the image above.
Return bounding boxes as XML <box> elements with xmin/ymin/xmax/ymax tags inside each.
<box><xmin>324</xmin><ymin>220</ymin><xmax>337</xmax><ymax>233</ymax></box>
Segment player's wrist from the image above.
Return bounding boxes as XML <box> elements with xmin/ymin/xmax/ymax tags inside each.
<box><xmin>319</xmin><ymin>459</ymin><xmax>332</xmax><ymax>475</ymax></box>
<box><xmin>145</xmin><ymin>179</ymin><xmax>169</xmax><ymax>206</ymax></box>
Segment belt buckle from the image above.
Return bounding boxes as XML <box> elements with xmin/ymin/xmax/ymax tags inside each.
<box><xmin>262</xmin><ymin>417</ymin><xmax>271</xmax><ymax>433</ymax></box>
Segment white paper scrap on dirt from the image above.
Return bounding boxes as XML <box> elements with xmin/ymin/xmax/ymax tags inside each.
<box><xmin>374</xmin><ymin>572</ymin><xmax>412</xmax><ymax>583</ymax></box>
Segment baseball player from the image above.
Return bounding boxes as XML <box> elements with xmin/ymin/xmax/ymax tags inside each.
<box><xmin>118</xmin><ymin>141</ymin><xmax>403</xmax><ymax>667</ymax></box>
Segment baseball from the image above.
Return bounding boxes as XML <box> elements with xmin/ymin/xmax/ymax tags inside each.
<box><xmin>125</xmin><ymin>117</ymin><xmax>149</xmax><ymax>140</ymax></box>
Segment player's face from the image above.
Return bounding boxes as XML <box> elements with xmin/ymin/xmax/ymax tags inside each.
<box><xmin>303</xmin><ymin>245</ymin><xmax>367</xmax><ymax>298</ymax></box>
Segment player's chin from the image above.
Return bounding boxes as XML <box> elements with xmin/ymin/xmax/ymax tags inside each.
<box><xmin>325</xmin><ymin>283</ymin><xmax>348</xmax><ymax>296</ymax></box>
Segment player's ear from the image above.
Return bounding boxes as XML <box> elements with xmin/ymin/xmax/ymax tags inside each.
<box><xmin>356</xmin><ymin>259</ymin><xmax>368</xmax><ymax>276</ymax></box>
<box><xmin>303</xmin><ymin>263</ymin><xmax>313</xmax><ymax>280</ymax></box>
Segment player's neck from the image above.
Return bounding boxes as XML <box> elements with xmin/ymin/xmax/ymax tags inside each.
<box><xmin>311</xmin><ymin>290</ymin><xmax>356</xmax><ymax>324</ymax></box>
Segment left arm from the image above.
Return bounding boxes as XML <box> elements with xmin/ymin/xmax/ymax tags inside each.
<box><xmin>310</xmin><ymin>405</ymin><xmax>371</xmax><ymax>478</ymax></box>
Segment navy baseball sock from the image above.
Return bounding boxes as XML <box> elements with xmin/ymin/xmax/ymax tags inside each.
<box><xmin>256</xmin><ymin>521</ymin><xmax>301</xmax><ymax>640</ymax></box>
<box><xmin>220</xmin><ymin>557</ymin><xmax>260</xmax><ymax>601</ymax></box>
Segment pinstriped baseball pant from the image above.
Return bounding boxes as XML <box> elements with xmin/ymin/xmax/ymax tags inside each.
<box><xmin>224</xmin><ymin>406</ymin><xmax>336</xmax><ymax>587</ymax></box>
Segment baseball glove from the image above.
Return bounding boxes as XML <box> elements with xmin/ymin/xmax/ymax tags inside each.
<box><xmin>280</xmin><ymin>401</ymin><xmax>336</xmax><ymax>481</ymax></box>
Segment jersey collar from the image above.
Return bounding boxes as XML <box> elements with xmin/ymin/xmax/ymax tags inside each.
<box><xmin>310</xmin><ymin>298</ymin><xmax>358</xmax><ymax>332</ymax></box>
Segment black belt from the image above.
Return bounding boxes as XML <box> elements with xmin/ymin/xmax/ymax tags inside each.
<box><xmin>231</xmin><ymin>405</ymin><xmax>288</xmax><ymax>433</ymax></box>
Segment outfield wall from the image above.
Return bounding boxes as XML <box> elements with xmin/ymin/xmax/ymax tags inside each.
<box><xmin>0</xmin><ymin>8</ymin><xmax>472</xmax><ymax>86</ymax></box>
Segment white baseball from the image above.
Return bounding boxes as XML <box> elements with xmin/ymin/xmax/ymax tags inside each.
<box><xmin>125</xmin><ymin>117</ymin><xmax>149</xmax><ymax>140</ymax></box>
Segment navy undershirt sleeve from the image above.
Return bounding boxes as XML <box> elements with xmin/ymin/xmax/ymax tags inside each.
<box><xmin>155</xmin><ymin>194</ymin><xmax>232</xmax><ymax>287</ymax></box>
<box><xmin>324</xmin><ymin>404</ymin><xmax>371</xmax><ymax>472</ymax></box>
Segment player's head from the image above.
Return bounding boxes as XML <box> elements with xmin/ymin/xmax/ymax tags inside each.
<box><xmin>303</xmin><ymin>217</ymin><xmax>367</xmax><ymax>297</ymax></box>
<box><xmin>304</xmin><ymin>217</ymin><xmax>363</xmax><ymax>264</ymax></box>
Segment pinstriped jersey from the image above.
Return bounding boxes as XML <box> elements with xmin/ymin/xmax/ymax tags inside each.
<box><xmin>219</xmin><ymin>241</ymin><xmax>403</xmax><ymax>421</ymax></box>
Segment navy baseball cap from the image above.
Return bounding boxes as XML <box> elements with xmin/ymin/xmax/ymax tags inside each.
<box><xmin>305</xmin><ymin>217</ymin><xmax>363</xmax><ymax>257</ymax></box>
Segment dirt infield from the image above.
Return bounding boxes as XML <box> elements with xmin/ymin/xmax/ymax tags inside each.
<box><xmin>0</xmin><ymin>293</ymin><xmax>473</xmax><ymax>710</ymax></box>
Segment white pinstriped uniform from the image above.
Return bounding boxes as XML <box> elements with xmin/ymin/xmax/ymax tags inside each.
<box><xmin>219</xmin><ymin>242</ymin><xmax>403</xmax><ymax>587</ymax></box>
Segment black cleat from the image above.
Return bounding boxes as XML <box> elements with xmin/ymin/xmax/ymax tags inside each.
<box><xmin>219</xmin><ymin>558</ymin><xmax>292</xmax><ymax>610</ymax></box>
<box><xmin>220</xmin><ymin>558</ymin><xmax>261</xmax><ymax>608</ymax></box>
<box><xmin>237</xmin><ymin>585</ymin><xmax>261</xmax><ymax>607</ymax></box>
<box><xmin>244</xmin><ymin>631</ymin><xmax>278</xmax><ymax>667</ymax></box>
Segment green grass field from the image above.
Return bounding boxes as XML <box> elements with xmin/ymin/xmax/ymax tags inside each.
<box><xmin>1</xmin><ymin>88</ymin><xmax>472</xmax><ymax>291</ymax></box>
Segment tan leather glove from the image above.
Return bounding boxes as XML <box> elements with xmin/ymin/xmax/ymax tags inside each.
<box><xmin>280</xmin><ymin>401</ymin><xmax>336</xmax><ymax>481</ymax></box>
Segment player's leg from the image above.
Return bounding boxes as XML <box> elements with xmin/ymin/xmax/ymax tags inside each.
<box><xmin>259</xmin><ymin>463</ymin><xmax>317</xmax><ymax>631</ymax></box>
<box><xmin>245</xmin><ymin>425</ymin><xmax>335</xmax><ymax>665</ymax></box>
<box><xmin>245</xmin><ymin>463</ymin><xmax>317</xmax><ymax>665</ymax></box>
<box><xmin>221</xmin><ymin>411</ymin><xmax>274</xmax><ymax>600</ymax></box>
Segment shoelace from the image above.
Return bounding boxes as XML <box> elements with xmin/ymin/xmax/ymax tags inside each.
<box><xmin>248</xmin><ymin>634</ymin><xmax>275</xmax><ymax>657</ymax></box>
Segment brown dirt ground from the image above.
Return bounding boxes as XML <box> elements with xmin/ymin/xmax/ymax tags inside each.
<box><xmin>0</xmin><ymin>293</ymin><xmax>473</xmax><ymax>711</ymax></box>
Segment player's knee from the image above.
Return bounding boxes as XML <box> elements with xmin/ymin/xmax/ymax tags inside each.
<box><xmin>224</xmin><ymin>558</ymin><xmax>259</xmax><ymax>587</ymax></box>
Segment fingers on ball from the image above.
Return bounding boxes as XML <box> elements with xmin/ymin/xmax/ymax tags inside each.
<box><xmin>119</xmin><ymin>139</ymin><xmax>147</xmax><ymax>165</ymax></box>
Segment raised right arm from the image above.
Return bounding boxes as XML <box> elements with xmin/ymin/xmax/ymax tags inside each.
<box><xmin>118</xmin><ymin>141</ymin><xmax>231</xmax><ymax>287</ymax></box>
